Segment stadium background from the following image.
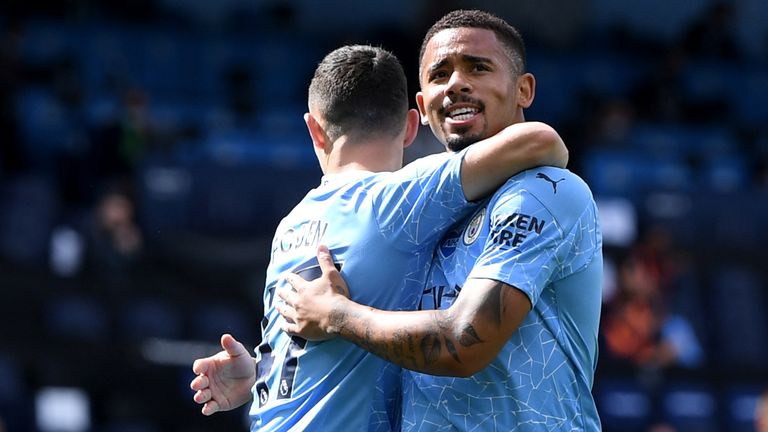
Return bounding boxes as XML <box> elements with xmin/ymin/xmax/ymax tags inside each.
<box><xmin>0</xmin><ymin>0</ymin><xmax>767</xmax><ymax>431</ymax></box>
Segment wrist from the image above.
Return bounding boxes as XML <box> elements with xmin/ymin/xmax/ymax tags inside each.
<box><xmin>326</xmin><ymin>296</ymin><xmax>355</xmax><ymax>336</ymax></box>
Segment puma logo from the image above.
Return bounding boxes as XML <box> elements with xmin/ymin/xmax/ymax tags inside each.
<box><xmin>536</xmin><ymin>173</ymin><xmax>565</xmax><ymax>194</ymax></box>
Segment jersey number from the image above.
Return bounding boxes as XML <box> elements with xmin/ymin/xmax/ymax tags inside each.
<box><xmin>254</xmin><ymin>261</ymin><xmax>341</xmax><ymax>406</ymax></box>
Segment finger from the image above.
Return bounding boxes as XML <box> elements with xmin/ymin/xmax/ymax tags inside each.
<box><xmin>221</xmin><ymin>333</ymin><xmax>248</xmax><ymax>358</ymax></box>
<box><xmin>276</xmin><ymin>286</ymin><xmax>297</xmax><ymax>305</ymax></box>
<box><xmin>202</xmin><ymin>400</ymin><xmax>221</xmax><ymax>416</ymax></box>
<box><xmin>190</xmin><ymin>374</ymin><xmax>209</xmax><ymax>391</ymax></box>
<box><xmin>193</xmin><ymin>388</ymin><xmax>211</xmax><ymax>404</ymax></box>
<box><xmin>275</xmin><ymin>301</ymin><xmax>297</xmax><ymax>323</ymax></box>
<box><xmin>281</xmin><ymin>321</ymin><xmax>299</xmax><ymax>336</ymax></box>
<box><xmin>316</xmin><ymin>244</ymin><xmax>336</xmax><ymax>273</ymax></box>
<box><xmin>284</xmin><ymin>273</ymin><xmax>303</xmax><ymax>291</ymax></box>
<box><xmin>192</xmin><ymin>359</ymin><xmax>209</xmax><ymax>375</ymax></box>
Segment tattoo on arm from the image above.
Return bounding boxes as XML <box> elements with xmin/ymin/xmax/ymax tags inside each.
<box><xmin>328</xmin><ymin>282</ymin><xmax>513</xmax><ymax>370</ymax></box>
<box><xmin>458</xmin><ymin>324</ymin><xmax>484</xmax><ymax>347</ymax></box>
<box><xmin>420</xmin><ymin>334</ymin><xmax>442</xmax><ymax>365</ymax></box>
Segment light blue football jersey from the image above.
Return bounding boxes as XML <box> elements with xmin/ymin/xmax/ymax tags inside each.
<box><xmin>405</xmin><ymin>167</ymin><xmax>603</xmax><ymax>432</ymax></box>
<box><xmin>251</xmin><ymin>149</ymin><xmax>477</xmax><ymax>432</ymax></box>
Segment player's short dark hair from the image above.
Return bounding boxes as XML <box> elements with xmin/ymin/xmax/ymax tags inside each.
<box><xmin>419</xmin><ymin>9</ymin><xmax>527</xmax><ymax>79</ymax></box>
<box><xmin>308</xmin><ymin>45</ymin><xmax>408</xmax><ymax>143</ymax></box>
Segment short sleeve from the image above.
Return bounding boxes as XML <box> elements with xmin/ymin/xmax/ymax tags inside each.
<box><xmin>467</xmin><ymin>188</ymin><xmax>568</xmax><ymax>307</ymax></box>
<box><xmin>371</xmin><ymin>148</ymin><xmax>475</xmax><ymax>250</ymax></box>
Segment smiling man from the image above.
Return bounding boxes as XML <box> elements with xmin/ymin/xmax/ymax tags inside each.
<box><xmin>189</xmin><ymin>41</ymin><xmax>569</xmax><ymax>432</ymax></box>
<box><xmin>280</xmin><ymin>10</ymin><xmax>604</xmax><ymax>431</ymax></box>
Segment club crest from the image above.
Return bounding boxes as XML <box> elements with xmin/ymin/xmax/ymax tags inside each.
<box><xmin>463</xmin><ymin>207</ymin><xmax>486</xmax><ymax>245</ymax></box>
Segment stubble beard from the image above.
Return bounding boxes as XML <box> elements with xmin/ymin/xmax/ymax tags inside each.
<box><xmin>445</xmin><ymin>129</ymin><xmax>484</xmax><ymax>152</ymax></box>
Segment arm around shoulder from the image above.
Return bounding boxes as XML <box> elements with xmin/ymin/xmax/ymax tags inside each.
<box><xmin>461</xmin><ymin>122</ymin><xmax>568</xmax><ymax>201</ymax></box>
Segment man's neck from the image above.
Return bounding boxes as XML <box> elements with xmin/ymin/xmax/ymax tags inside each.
<box><xmin>324</xmin><ymin>136</ymin><xmax>403</xmax><ymax>174</ymax></box>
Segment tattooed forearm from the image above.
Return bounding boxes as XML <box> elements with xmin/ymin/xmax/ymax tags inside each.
<box><xmin>330</xmin><ymin>305</ymin><xmax>467</xmax><ymax>371</ymax></box>
<box><xmin>325</xmin><ymin>283</ymin><xmax>515</xmax><ymax>374</ymax></box>
<box><xmin>458</xmin><ymin>323</ymin><xmax>484</xmax><ymax>347</ymax></box>
<box><xmin>443</xmin><ymin>337</ymin><xmax>461</xmax><ymax>364</ymax></box>
<box><xmin>420</xmin><ymin>334</ymin><xmax>442</xmax><ymax>365</ymax></box>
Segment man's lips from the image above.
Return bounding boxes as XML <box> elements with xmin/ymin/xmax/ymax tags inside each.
<box><xmin>444</xmin><ymin>106</ymin><xmax>481</xmax><ymax>127</ymax></box>
<box><xmin>441</xmin><ymin>100</ymin><xmax>482</xmax><ymax>127</ymax></box>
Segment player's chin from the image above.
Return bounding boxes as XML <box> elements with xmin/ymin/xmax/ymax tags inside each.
<box><xmin>445</xmin><ymin>131</ymin><xmax>483</xmax><ymax>152</ymax></box>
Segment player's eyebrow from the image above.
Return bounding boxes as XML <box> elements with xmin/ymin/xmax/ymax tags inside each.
<box><xmin>426</xmin><ymin>59</ymin><xmax>449</xmax><ymax>76</ymax></box>
<box><xmin>427</xmin><ymin>54</ymin><xmax>495</xmax><ymax>75</ymax></box>
<box><xmin>461</xmin><ymin>54</ymin><xmax>493</xmax><ymax>65</ymax></box>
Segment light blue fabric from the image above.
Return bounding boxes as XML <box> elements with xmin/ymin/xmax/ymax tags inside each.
<box><xmin>405</xmin><ymin>167</ymin><xmax>603</xmax><ymax>432</ymax></box>
<box><xmin>251</xmin><ymin>149</ymin><xmax>477</xmax><ymax>432</ymax></box>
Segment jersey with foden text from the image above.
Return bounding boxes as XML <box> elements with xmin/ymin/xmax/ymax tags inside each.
<box><xmin>404</xmin><ymin>166</ymin><xmax>603</xmax><ymax>432</ymax></box>
<box><xmin>252</xmin><ymin>149</ymin><xmax>475</xmax><ymax>432</ymax></box>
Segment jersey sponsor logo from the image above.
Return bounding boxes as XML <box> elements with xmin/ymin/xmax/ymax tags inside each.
<box><xmin>276</xmin><ymin>220</ymin><xmax>328</xmax><ymax>254</ymax></box>
<box><xmin>419</xmin><ymin>284</ymin><xmax>462</xmax><ymax>310</ymax></box>
<box><xmin>536</xmin><ymin>172</ymin><xmax>565</xmax><ymax>194</ymax></box>
<box><xmin>490</xmin><ymin>212</ymin><xmax>546</xmax><ymax>248</ymax></box>
<box><xmin>462</xmin><ymin>207</ymin><xmax>486</xmax><ymax>245</ymax></box>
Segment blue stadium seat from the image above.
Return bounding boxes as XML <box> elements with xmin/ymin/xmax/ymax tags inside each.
<box><xmin>0</xmin><ymin>354</ymin><xmax>24</xmax><ymax>402</ymax></box>
<box><xmin>629</xmin><ymin>123</ymin><xmax>737</xmax><ymax>159</ymax></box>
<box><xmin>19</xmin><ymin>20</ymin><xmax>84</xmax><ymax>66</ymax></box>
<box><xmin>660</xmin><ymin>381</ymin><xmax>719</xmax><ymax>432</ymax></box>
<box><xmin>681</xmin><ymin>60</ymin><xmax>737</xmax><ymax>104</ymax></box>
<box><xmin>0</xmin><ymin>353</ymin><xmax>33</xmax><ymax>432</ymax></box>
<box><xmin>700</xmin><ymin>154</ymin><xmax>749</xmax><ymax>192</ymax></box>
<box><xmin>81</xmin><ymin>25</ymin><xmax>149</xmax><ymax>94</ymax></box>
<box><xmin>254</xmin><ymin>38</ymin><xmax>322</xmax><ymax>102</ymax></box>
<box><xmin>594</xmin><ymin>378</ymin><xmax>652</xmax><ymax>432</ymax></box>
<box><xmin>136</xmin><ymin>160</ymin><xmax>193</xmax><ymax>237</ymax></box>
<box><xmin>15</xmin><ymin>87</ymin><xmax>79</xmax><ymax>163</ymax></box>
<box><xmin>731</xmin><ymin>67</ymin><xmax>768</xmax><ymax>126</ymax></box>
<box><xmin>724</xmin><ymin>384</ymin><xmax>767</xmax><ymax>432</ymax></box>
<box><xmin>575</xmin><ymin>53</ymin><xmax>650</xmax><ymax>98</ymax></box>
<box><xmin>710</xmin><ymin>265</ymin><xmax>768</xmax><ymax>369</ymax></box>
<box><xmin>526</xmin><ymin>54</ymin><xmax>580</xmax><ymax>124</ymax></box>
<box><xmin>187</xmin><ymin>301</ymin><xmax>256</xmax><ymax>343</ymax></box>
<box><xmin>582</xmin><ymin>149</ymin><xmax>693</xmax><ymax>199</ymax></box>
<box><xmin>118</xmin><ymin>296</ymin><xmax>185</xmax><ymax>342</ymax></box>
<box><xmin>45</xmin><ymin>293</ymin><xmax>109</xmax><ymax>342</ymax></box>
<box><xmin>0</xmin><ymin>175</ymin><xmax>58</xmax><ymax>263</ymax></box>
<box><xmin>582</xmin><ymin>150</ymin><xmax>645</xmax><ymax>198</ymax></box>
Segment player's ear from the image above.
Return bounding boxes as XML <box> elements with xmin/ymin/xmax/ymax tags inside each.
<box><xmin>304</xmin><ymin>112</ymin><xmax>328</xmax><ymax>152</ymax></box>
<box><xmin>415</xmin><ymin>92</ymin><xmax>430</xmax><ymax>125</ymax></box>
<box><xmin>516</xmin><ymin>72</ymin><xmax>535</xmax><ymax>109</ymax></box>
<box><xmin>402</xmin><ymin>109</ymin><xmax>420</xmax><ymax>149</ymax></box>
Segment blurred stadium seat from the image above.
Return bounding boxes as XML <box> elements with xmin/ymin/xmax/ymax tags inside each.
<box><xmin>118</xmin><ymin>296</ymin><xmax>185</xmax><ymax>342</ymax></box>
<box><xmin>187</xmin><ymin>301</ymin><xmax>256</xmax><ymax>343</ymax></box>
<box><xmin>45</xmin><ymin>293</ymin><xmax>109</xmax><ymax>342</ymax></box>
<box><xmin>660</xmin><ymin>381</ymin><xmax>719</xmax><ymax>432</ymax></box>
<box><xmin>0</xmin><ymin>353</ymin><xmax>34</xmax><ymax>432</ymax></box>
<box><xmin>0</xmin><ymin>175</ymin><xmax>58</xmax><ymax>263</ymax></box>
<box><xmin>724</xmin><ymin>384</ymin><xmax>766</xmax><ymax>432</ymax></box>
<box><xmin>594</xmin><ymin>378</ymin><xmax>652</xmax><ymax>432</ymax></box>
<box><xmin>709</xmin><ymin>265</ymin><xmax>768</xmax><ymax>369</ymax></box>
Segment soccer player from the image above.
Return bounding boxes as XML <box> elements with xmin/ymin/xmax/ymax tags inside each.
<box><xmin>278</xmin><ymin>10</ymin><xmax>603</xmax><ymax>431</ymax></box>
<box><xmin>190</xmin><ymin>43</ymin><xmax>568</xmax><ymax>431</ymax></box>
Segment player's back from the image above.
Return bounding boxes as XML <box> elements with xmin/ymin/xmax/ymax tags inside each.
<box><xmin>252</xmin><ymin>152</ymin><xmax>473</xmax><ymax>431</ymax></box>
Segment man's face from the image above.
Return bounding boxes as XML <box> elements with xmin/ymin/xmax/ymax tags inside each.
<box><xmin>417</xmin><ymin>27</ymin><xmax>524</xmax><ymax>152</ymax></box>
